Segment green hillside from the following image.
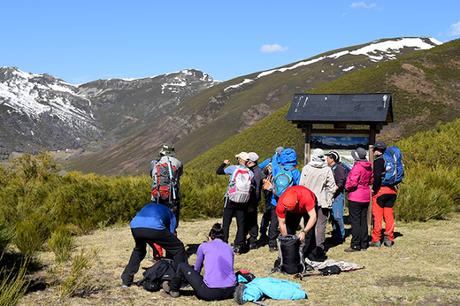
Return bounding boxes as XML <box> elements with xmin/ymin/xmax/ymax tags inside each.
<box><xmin>187</xmin><ymin>39</ymin><xmax>460</xmax><ymax>172</ymax></box>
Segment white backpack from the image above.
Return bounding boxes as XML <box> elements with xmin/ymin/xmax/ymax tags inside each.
<box><xmin>227</xmin><ymin>166</ymin><xmax>252</xmax><ymax>203</ymax></box>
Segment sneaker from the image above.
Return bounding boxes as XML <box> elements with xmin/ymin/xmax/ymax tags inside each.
<box><xmin>121</xmin><ymin>284</ymin><xmax>130</xmax><ymax>289</ymax></box>
<box><xmin>344</xmin><ymin>247</ymin><xmax>360</xmax><ymax>253</ymax></box>
<box><xmin>256</xmin><ymin>236</ymin><xmax>269</xmax><ymax>247</ymax></box>
<box><xmin>249</xmin><ymin>243</ymin><xmax>258</xmax><ymax>250</ymax></box>
<box><xmin>370</xmin><ymin>241</ymin><xmax>381</xmax><ymax>247</ymax></box>
<box><xmin>269</xmin><ymin>246</ymin><xmax>278</xmax><ymax>252</ymax></box>
<box><xmin>384</xmin><ymin>240</ymin><xmax>394</xmax><ymax>247</ymax></box>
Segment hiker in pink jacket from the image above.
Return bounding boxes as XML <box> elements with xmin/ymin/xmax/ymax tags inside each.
<box><xmin>345</xmin><ymin>148</ymin><xmax>373</xmax><ymax>252</ymax></box>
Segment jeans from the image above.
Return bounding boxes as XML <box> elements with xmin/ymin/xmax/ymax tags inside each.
<box><xmin>331</xmin><ymin>193</ymin><xmax>345</xmax><ymax>240</ymax></box>
<box><xmin>121</xmin><ymin>228</ymin><xmax>187</xmax><ymax>286</ymax></box>
<box><xmin>170</xmin><ymin>263</ymin><xmax>236</xmax><ymax>301</ymax></box>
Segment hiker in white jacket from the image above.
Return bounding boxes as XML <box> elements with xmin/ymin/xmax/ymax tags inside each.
<box><xmin>300</xmin><ymin>149</ymin><xmax>337</xmax><ymax>255</ymax></box>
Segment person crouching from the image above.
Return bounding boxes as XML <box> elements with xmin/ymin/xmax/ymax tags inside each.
<box><xmin>276</xmin><ymin>186</ymin><xmax>318</xmax><ymax>259</ymax></box>
<box><xmin>120</xmin><ymin>200</ymin><xmax>187</xmax><ymax>287</ymax></box>
<box><xmin>165</xmin><ymin>223</ymin><xmax>237</xmax><ymax>301</ymax></box>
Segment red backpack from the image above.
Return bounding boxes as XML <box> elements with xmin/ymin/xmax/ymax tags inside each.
<box><xmin>151</xmin><ymin>158</ymin><xmax>178</xmax><ymax>202</ymax></box>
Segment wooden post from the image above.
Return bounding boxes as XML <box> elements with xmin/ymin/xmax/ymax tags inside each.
<box><xmin>367</xmin><ymin>126</ymin><xmax>376</xmax><ymax>229</ymax></box>
<box><xmin>304</xmin><ymin>124</ymin><xmax>312</xmax><ymax>166</ymax></box>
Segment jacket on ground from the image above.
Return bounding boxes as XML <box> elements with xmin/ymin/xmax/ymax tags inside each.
<box><xmin>345</xmin><ymin>161</ymin><xmax>373</xmax><ymax>203</ymax></box>
<box><xmin>299</xmin><ymin>160</ymin><xmax>337</xmax><ymax>209</ymax></box>
<box><xmin>130</xmin><ymin>202</ymin><xmax>176</xmax><ymax>233</ymax></box>
<box><xmin>241</xmin><ymin>277</ymin><xmax>307</xmax><ymax>302</ymax></box>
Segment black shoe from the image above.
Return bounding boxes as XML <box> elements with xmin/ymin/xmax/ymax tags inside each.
<box><xmin>344</xmin><ymin>246</ymin><xmax>360</xmax><ymax>252</ymax></box>
<box><xmin>256</xmin><ymin>236</ymin><xmax>269</xmax><ymax>247</ymax></box>
<box><xmin>269</xmin><ymin>246</ymin><xmax>278</xmax><ymax>252</ymax></box>
<box><xmin>249</xmin><ymin>243</ymin><xmax>258</xmax><ymax>250</ymax></box>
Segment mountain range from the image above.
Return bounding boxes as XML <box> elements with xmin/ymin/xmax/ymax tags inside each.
<box><xmin>0</xmin><ymin>37</ymin><xmax>442</xmax><ymax>174</ymax></box>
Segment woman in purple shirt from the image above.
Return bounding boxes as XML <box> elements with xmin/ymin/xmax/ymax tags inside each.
<box><xmin>165</xmin><ymin>223</ymin><xmax>237</xmax><ymax>300</ymax></box>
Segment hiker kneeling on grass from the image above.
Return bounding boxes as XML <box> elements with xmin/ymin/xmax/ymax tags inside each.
<box><xmin>164</xmin><ymin>223</ymin><xmax>237</xmax><ymax>301</ymax></box>
<box><xmin>277</xmin><ymin>186</ymin><xmax>318</xmax><ymax>259</ymax></box>
<box><xmin>121</xmin><ymin>200</ymin><xmax>187</xmax><ymax>287</ymax></box>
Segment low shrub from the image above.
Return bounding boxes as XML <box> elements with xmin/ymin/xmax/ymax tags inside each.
<box><xmin>48</xmin><ymin>227</ymin><xmax>74</xmax><ymax>263</ymax></box>
<box><xmin>396</xmin><ymin>165</ymin><xmax>459</xmax><ymax>221</ymax></box>
<box><xmin>14</xmin><ymin>214</ymin><xmax>50</xmax><ymax>257</ymax></box>
<box><xmin>58</xmin><ymin>249</ymin><xmax>94</xmax><ymax>300</ymax></box>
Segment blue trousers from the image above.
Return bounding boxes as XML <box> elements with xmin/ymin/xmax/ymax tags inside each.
<box><xmin>331</xmin><ymin>193</ymin><xmax>345</xmax><ymax>240</ymax></box>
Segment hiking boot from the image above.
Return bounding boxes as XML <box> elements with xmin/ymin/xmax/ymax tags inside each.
<box><xmin>249</xmin><ymin>243</ymin><xmax>258</xmax><ymax>250</ymax></box>
<box><xmin>269</xmin><ymin>246</ymin><xmax>278</xmax><ymax>252</ymax></box>
<box><xmin>344</xmin><ymin>246</ymin><xmax>360</xmax><ymax>253</ymax></box>
<box><xmin>162</xmin><ymin>281</ymin><xmax>180</xmax><ymax>297</ymax></box>
<box><xmin>369</xmin><ymin>241</ymin><xmax>381</xmax><ymax>247</ymax></box>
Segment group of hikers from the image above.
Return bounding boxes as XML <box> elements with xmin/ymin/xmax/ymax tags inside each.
<box><xmin>120</xmin><ymin>141</ymin><xmax>403</xmax><ymax>301</ymax></box>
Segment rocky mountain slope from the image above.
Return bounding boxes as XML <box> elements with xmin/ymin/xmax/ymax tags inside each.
<box><xmin>69</xmin><ymin>37</ymin><xmax>441</xmax><ymax>175</ymax></box>
<box><xmin>0</xmin><ymin>68</ymin><xmax>216</xmax><ymax>155</ymax></box>
<box><xmin>187</xmin><ymin>39</ymin><xmax>460</xmax><ymax>173</ymax></box>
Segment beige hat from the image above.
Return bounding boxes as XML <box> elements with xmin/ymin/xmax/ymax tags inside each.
<box><xmin>235</xmin><ymin>152</ymin><xmax>249</xmax><ymax>161</ymax></box>
<box><xmin>248</xmin><ymin>152</ymin><xmax>259</xmax><ymax>162</ymax></box>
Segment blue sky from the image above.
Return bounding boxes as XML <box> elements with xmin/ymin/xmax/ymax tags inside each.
<box><xmin>1</xmin><ymin>0</ymin><xmax>459</xmax><ymax>84</ymax></box>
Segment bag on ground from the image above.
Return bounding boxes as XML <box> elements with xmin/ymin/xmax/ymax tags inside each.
<box><xmin>382</xmin><ymin>146</ymin><xmax>404</xmax><ymax>186</ymax></box>
<box><xmin>138</xmin><ymin>259</ymin><xmax>176</xmax><ymax>292</ymax></box>
<box><xmin>228</xmin><ymin>166</ymin><xmax>252</xmax><ymax>203</ymax></box>
<box><xmin>274</xmin><ymin>235</ymin><xmax>305</xmax><ymax>274</ymax></box>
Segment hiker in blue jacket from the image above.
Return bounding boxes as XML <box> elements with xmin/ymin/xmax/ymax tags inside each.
<box><xmin>267</xmin><ymin>148</ymin><xmax>301</xmax><ymax>252</ymax></box>
<box><xmin>121</xmin><ymin>201</ymin><xmax>187</xmax><ymax>287</ymax></box>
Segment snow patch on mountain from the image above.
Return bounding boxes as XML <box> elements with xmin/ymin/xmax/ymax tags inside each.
<box><xmin>223</xmin><ymin>37</ymin><xmax>441</xmax><ymax>92</ymax></box>
<box><xmin>224</xmin><ymin>78</ymin><xmax>254</xmax><ymax>92</ymax></box>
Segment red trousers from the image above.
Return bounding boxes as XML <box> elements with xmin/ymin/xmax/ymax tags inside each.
<box><xmin>372</xmin><ymin>187</ymin><xmax>397</xmax><ymax>243</ymax></box>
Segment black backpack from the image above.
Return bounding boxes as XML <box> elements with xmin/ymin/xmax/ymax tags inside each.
<box><xmin>138</xmin><ymin>259</ymin><xmax>176</xmax><ymax>292</ymax></box>
<box><xmin>273</xmin><ymin>235</ymin><xmax>305</xmax><ymax>274</ymax></box>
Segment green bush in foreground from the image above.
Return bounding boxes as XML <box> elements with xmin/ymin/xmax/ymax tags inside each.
<box><xmin>0</xmin><ymin>258</ymin><xmax>29</xmax><ymax>306</ymax></box>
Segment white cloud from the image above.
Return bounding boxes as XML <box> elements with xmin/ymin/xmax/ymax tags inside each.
<box><xmin>350</xmin><ymin>2</ymin><xmax>377</xmax><ymax>9</ymax></box>
<box><xmin>260</xmin><ymin>44</ymin><xmax>288</xmax><ymax>54</ymax></box>
<box><xmin>448</xmin><ymin>21</ymin><xmax>460</xmax><ymax>37</ymax></box>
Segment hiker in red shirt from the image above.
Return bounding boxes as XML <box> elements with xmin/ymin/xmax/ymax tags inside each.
<box><xmin>276</xmin><ymin>186</ymin><xmax>317</xmax><ymax>258</ymax></box>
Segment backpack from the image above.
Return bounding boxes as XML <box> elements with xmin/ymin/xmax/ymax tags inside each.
<box><xmin>382</xmin><ymin>146</ymin><xmax>404</xmax><ymax>186</ymax></box>
<box><xmin>151</xmin><ymin>157</ymin><xmax>179</xmax><ymax>202</ymax></box>
<box><xmin>138</xmin><ymin>259</ymin><xmax>176</xmax><ymax>292</ymax></box>
<box><xmin>228</xmin><ymin>166</ymin><xmax>252</xmax><ymax>203</ymax></box>
<box><xmin>272</xmin><ymin>166</ymin><xmax>295</xmax><ymax>197</ymax></box>
<box><xmin>273</xmin><ymin>235</ymin><xmax>305</xmax><ymax>274</ymax></box>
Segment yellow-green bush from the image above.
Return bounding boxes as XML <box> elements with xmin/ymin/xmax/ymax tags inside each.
<box><xmin>48</xmin><ymin>227</ymin><xmax>74</xmax><ymax>263</ymax></box>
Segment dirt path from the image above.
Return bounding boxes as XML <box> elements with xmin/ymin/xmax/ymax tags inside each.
<box><xmin>21</xmin><ymin>214</ymin><xmax>460</xmax><ymax>305</ymax></box>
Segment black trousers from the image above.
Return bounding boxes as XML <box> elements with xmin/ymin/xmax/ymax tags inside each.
<box><xmin>121</xmin><ymin>228</ymin><xmax>187</xmax><ymax>285</ymax></box>
<box><xmin>222</xmin><ymin>200</ymin><xmax>247</xmax><ymax>247</ymax></box>
<box><xmin>285</xmin><ymin>212</ymin><xmax>316</xmax><ymax>257</ymax></box>
<box><xmin>259</xmin><ymin>199</ymin><xmax>272</xmax><ymax>239</ymax></box>
<box><xmin>268</xmin><ymin>204</ymin><xmax>279</xmax><ymax>248</ymax></box>
<box><xmin>170</xmin><ymin>263</ymin><xmax>236</xmax><ymax>301</ymax></box>
<box><xmin>349</xmin><ymin>201</ymin><xmax>369</xmax><ymax>249</ymax></box>
<box><xmin>245</xmin><ymin>207</ymin><xmax>258</xmax><ymax>244</ymax></box>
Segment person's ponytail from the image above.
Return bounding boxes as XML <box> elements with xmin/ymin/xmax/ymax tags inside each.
<box><xmin>209</xmin><ymin>223</ymin><xmax>224</xmax><ymax>240</ymax></box>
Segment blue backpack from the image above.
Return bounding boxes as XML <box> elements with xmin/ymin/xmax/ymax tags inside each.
<box><xmin>273</xmin><ymin>166</ymin><xmax>295</xmax><ymax>197</ymax></box>
<box><xmin>382</xmin><ymin>146</ymin><xmax>404</xmax><ymax>186</ymax></box>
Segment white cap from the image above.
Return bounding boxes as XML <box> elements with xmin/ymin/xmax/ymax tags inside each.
<box><xmin>248</xmin><ymin>152</ymin><xmax>259</xmax><ymax>162</ymax></box>
<box><xmin>311</xmin><ymin>148</ymin><xmax>325</xmax><ymax>160</ymax></box>
<box><xmin>235</xmin><ymin>152</ymin><xmax>249</xmax><ymax>161</ymax></box>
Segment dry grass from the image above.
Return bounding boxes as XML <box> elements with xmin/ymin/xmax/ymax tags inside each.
<box><xmin>20</xmin><ymin>214</ymin><xmax>460</xmax><ymax>305</ymax></box>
